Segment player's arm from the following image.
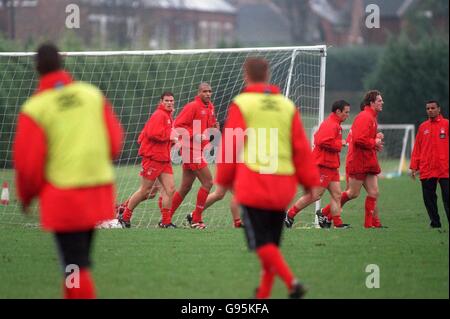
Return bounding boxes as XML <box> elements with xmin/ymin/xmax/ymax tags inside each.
<box><xmin>352</xmin><ymin>117</ymin><xmax>377</xmax><ymax>150</ymax></box>
<box><xmin>315</xmin><ymin>124</ymin><xmax>342</xmax><ymax>152</ymax></box>
<box><xmin>216</xmin><ymin>103</ymin><xmax>246</xmax><ymax>189</ymax></box>
<box><xmin>147</xmin><ymin>113</ymin><xmax>171</xmax><ymax>143</ymax></box>
<box><xmin>174</xmin><ymin>103</ymin><xmax>195</xmax><ymax>136</ymax></box>
<box><xmin>104</xmin><ymin>99</ymin><xmax>124</xmax><ymax>159</ymax></box>
<box><xmin>13</xmin><ymin>113</ymin><xmax>47</xmax><ymax>211</ymax></box>
<box><xmin>292</xmin><ymin>110</ymin><xmax>320</xmax><ymax>188</ymax></box>
<box><xmin>410</xmin><ymin>127</ymin><xmax>422</xmax><ymax>179</ymax></box>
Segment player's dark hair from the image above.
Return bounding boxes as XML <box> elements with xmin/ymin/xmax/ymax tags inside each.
<box><xmin>426</xmin><ymin>100</ymin><xmax>440</xmax><ymax>108</ymax></box>
<box><xmin>35</xmin><ymin>43</ymin><xmax>62</xmax><ymax>76</ymax></box>
<box><xmin>160</xmin><ymin>91</ymin><xmax>174</xmax><ymax>100</ymax></box>
<box><xmin>331</xmin><ymin>100</ymin><xmax>350</xmax><ymax>113</ymax></box>
<box><xmin>244</xmin><ymin>57</ymin><xmax>269</xmax><ymax>82</ymax></box>
<box><xmin>363</xmin><ymin>90</ymin><xmax>381</xmax><ymax>106</ymax></box>
<box><xmin>360</xmin><ymin>100</ymin><xmax>366</xmax><ymax>110</ymax></box>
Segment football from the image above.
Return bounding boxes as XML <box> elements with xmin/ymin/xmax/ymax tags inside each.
<box><xmin>95</xmin><ymin>219</ymin><xmax>123</xmax><ymax>229</ymax></box>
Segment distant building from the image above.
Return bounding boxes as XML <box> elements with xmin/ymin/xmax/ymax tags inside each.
<box><xmin>0</xmin><ymin>0</ymin><xmax>237</xmax><ymax>49</ymax></box>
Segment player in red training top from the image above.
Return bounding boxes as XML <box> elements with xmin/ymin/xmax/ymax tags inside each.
<box><xmin>170</xmin><ymin>83</ymin><xmax>219</xmax><ymax>229</ymax></box>
<box><xmin>410</xmin><ymin>100</ymin><xmax>449</xmax><ymax>228</ymax></box>
<box><xmin>13</xmin><ymin>43</ymin><xmax>123</xmax><ymax>299</ymax></box>
<box><xmin>320</xmin><ymin>90</ymin><xmax>385</xmax><ymax>228</ymax></box>
<box><xmin>118</xmin><ymin>92</ymin><xmax>177</xmax><ymax>228</ymax></box>
<box><xmin>216</xmin><ymin>57</ymin><xmax>320</xmax><ymax>299</ymax></box>
<box><xmin>284</xmin><ymin>100</ymin><xmax>351</xmax><ymax>229</ymax></box>
<box><xmin>318</xmin><ymin>100</ymin><xmax>365</xmax><ymax>227</ymax></box>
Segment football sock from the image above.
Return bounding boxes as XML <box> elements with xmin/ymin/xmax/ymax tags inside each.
<box><xmin>170</xmin><ymin>192</ymin><xmax>183</xmax><ymax>217</ymax></box>
<box><xmin>257</xmin><ymin>244</ymin><xmax>295</xmax><ymax>291</ymax></box>
<box><xmin>287</xmin><ymin>205</ymin><xmax>300</xmax><ymax>219</ymax></box>
<box><xmin>192</xmin><ymin>187</ymin><xmax>210</xmax><ymax>223</ymax></box>
<box><xmin>322</xmin><ymin>191</ymin><xmax>351</xmax><ymax>218</ymax></box>
<box><xmin>233</xmin><ymin>218</ymin><xmax>242</xmax><ymax>228</ymax></box>
<box><xmin>365</xmin><ymin>196</ymin><xmax>377</xmax><ymax>228</ymax></box>
<box><xmin>64</xmin><ymin>268</ymin><xmax>95</xmax><ymax>299</ymax></box>
<box><xmin>122</xmin><ymin>207</ymin><xmax>132</xmax><ymax>222</ymax></box>
<box><xmin>161</xmin><ymin>208</ymin><xmax>171</xmax><ymax>225</ymax></box>
<box><xmin>256</xmin><ymin>259</ymin><xmax>275</xmax><ymax>299</ymax></box>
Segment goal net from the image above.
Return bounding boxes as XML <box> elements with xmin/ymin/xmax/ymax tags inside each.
<box><xmin>0</xmin><ymin>46</ymin><xmax>327</xmax><ymax>228</ymax></box>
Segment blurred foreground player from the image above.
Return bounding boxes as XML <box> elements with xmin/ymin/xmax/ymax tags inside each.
<box><xmin>216</xmin><ymin>57</ymin><xmax>320</xmax><ymax>298</ymax></box>
<box><xmin>13</xmin><ymin>43</ymin><xmax>123</xmax><ymax>298</ymax></box>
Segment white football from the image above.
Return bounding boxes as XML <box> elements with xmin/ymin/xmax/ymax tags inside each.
<box><xmin>96</xmin><ymin>219</ymin><xmax>123</xmax><ymax>229</ymax></box>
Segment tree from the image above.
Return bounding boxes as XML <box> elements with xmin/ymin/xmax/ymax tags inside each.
<box><xmin>365</xmin><ymin>35</ymin><xmax>449</xmax><ymax>127</ymax></box>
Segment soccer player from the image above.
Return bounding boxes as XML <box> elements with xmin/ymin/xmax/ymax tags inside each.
<box><xmin>170</xmin><ymin>83</ymin><xmax>219</xmax><ymax>229</ymax></box>
<box><xmin>410</xmin><ymin>100</ymin><xmax>449</xmax><ymax>228</ymax></box>
<box><xmin>216</xmin><ymin>57</ymin><xmax>320</xmax><ymax>299</ymax></box>
<box><xmin>284</xmin><ymin>100</ymin><xmax>351</xmax><ymax>229</ymax></box>
<box><xmin>118</xmin><ymin>92</ymin><xmax>177</xmax><ymax>228</ymax></box>
<box><xmin>320</xmin><ymin>90</ymin><xmax>385</xmax><ymax>228</ymax></box>
<box><xmin>13</xmin><ymin>43</ymin><xmax>124</xmax><ymax>299</ymax></box>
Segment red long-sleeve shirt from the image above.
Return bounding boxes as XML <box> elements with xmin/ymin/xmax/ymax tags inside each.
<box><xmin>312</xmin><ymin>112</ymin><xmax>344</xmax><ymax>169</ymax></box>
<box><xmin>13</xmin><ymin>70</ymin><xmax>124</xmax><ymax>232</ymax></box>
<box><xmin>410</xmin><ymin>114</ymin><xmax>449</xmax><ymax>179</ymax></box>
<box><xmin>347</xmin><ymin>106</ymin><xmax>381</xmax><ymax>175</ymax></box>
<box><xmin>174</xmin><ymin>96</ymin><xmax>217</xmax><ymax>152</ymax></box>
<box><xmin>216</xmin><ymin>84</ymin><xmax>319</xmax><ymax>211</ymax></box>
<box><xmin>138</xmin><ymin>104</ymin><xmax>173</xmax><ymax>162</ymax></box>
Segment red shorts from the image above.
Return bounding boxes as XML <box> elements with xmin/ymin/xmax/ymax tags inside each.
<box><xmin>348</xmin><ymin>173</ymin><xmax>375</xmax><ymax>181</ymax></box>
<box><xmin>140</xmin><ymin>158</ymin><xmax>173</xmax><ymax>180</ymax></box>
<box><xmin>318</xmin><ymin>166</ymin><xmax>340</xmax><ymax>188</ymax></box>
<box><xmin>182</xmin><ymin>161</ymin><xmax>208</xmax><ymax>171</ymax></box>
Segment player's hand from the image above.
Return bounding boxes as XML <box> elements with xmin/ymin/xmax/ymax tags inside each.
<box><xmin>342</xmin><ymin>139</ymin><xmax>348</xmax><ymax>146</ymax></box>
<box><xmin>375</xmin><ymin>138</ymin><xmax>384</xmax><ymax>151</ymax></box>
<box><xmin>410</xmin><ymin>169</ymin><xmax>419</xmax><ymax>180</ymax></box>
<box><xmin>376</xmin><ymin>132</ymin><xmax>384</xmax><ymax>140</ymax></box>
<box><xmin>215</xmin><ymin>122</ymin><xmax>220</xmax><ymax>130</ymax></box>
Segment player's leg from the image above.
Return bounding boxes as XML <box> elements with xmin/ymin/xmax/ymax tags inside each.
<box><xmin>204</xmin><ymin>184</ymin><xmax>228</xmax><ymax>210</ymax></box>
<box><xmin>320</xmin><ymin>175</ymin><xmax>362</xmax><ymax>222</ymax></box>
<box><xmin>438</xmin><ymin>178</ymin><xmax>449</xmax><ymax>223</ymax></box>
<box><xmin>54</xmin><ymin>230</ymin><xmax>96</xmax><ymax>299</ymax></box>
<box><xmin>363</xmin><ymin>174</ymin><xmax>380</xmax><ymax>228</ymax></box>
<box><xmin>190</xmin><ymin>165</ymin><xmax>214</xmax><ymax>227</ymax></box>
<box><xmin>170</xmin><ymin>168</ymin><xmax>196</xmax><ymax>218</ymax></box>
<box><xmin>421</xmin><ymin>178</ymin><xmax>440</xmax><ymax>227</ymax></box>
<box><xmin>230</xmin><ymin>195</ymin><xmax>243</xmax><ymax>228</ymax></box>
<box><xmin>285</xmin><ymin>187</ymin><xmax>324</xmax><ymax>228</ymax></box>
<box><xmin>158</xmin><ymin>172</ymin><xmax>176</xmax><ymax>227</ymax></box>
<box><xmin>119</xmin><ymin>177</ymin><xmax>157</xmax><ymax>228</ymax></box>
<box><xmin>242</xmin><ymin>206</ymin><xmax>306</xmax><ymax>299</ymax></box>
<box><xmin>327</xmin><ymin>181</ymin><xmax>349</xmax><ymax>228</ymax></box>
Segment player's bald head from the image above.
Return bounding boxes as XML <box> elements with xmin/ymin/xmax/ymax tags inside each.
<box><xmin>198</xmin><ymin>82</ymin><xmax>211</xmax><ymax>93</ymax></box>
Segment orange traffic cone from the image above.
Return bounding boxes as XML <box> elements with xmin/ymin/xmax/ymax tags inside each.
<box><xmin>1</xmin><ymin>181</ymin><xmax>9</xmax><ymax>205</ymax></box>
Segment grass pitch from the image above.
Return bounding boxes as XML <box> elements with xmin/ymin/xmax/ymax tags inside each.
<box><xmin>0</xmin><ymin>175</ymin><xmax>448</xmax><ymax>299</ymax></box>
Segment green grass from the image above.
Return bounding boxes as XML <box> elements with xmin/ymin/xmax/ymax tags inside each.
<box><xmin>0</xmin><ymin>174</ymin><xmax>448</xmax><ymax>299</ymax></box>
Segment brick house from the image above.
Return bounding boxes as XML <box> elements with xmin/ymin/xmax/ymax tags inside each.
<box><xmin>0</xmin><ymin>0</ymin><xmax>237</xmax><ymax>49</ymax></box>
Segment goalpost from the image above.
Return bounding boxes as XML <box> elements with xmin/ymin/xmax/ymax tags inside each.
<box><xmin>0</xmin><ymin>46</ymin><xmax>327</xmax><ymax>228</ymax></box>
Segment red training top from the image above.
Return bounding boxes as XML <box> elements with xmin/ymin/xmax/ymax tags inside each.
<box><xmin>216</xmin><ymin>84</ymin><xmax>319</xmax><ymax>211</ymax></box>
<box><xmin>410</xmin><ymin>114</ymin><xmax>449</xmax><ymax>179</ymax></box>
<box><xmin>347</xmin><ymin>106</ymin><xmax>381</xmax><ymax>175</ymax></box>
<box><xmin>312</xmin><ymin>112</ymin><xmax>344</xmax><ymax>169</ymax></box>
<box><xmin>138</xmin><ymin>104</ymin><xmax>174</xmax><ymax>162</ymax></box>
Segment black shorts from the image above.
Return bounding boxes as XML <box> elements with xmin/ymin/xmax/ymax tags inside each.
<box><xmin>241</xmin><ymin>205</ymin><xmax>285</xmax><ymax>250</ymax></box>
<box><xmin>54</xmin><ymin>230</ymin><xmax>95</xmax><ymax>271</ymax></box>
